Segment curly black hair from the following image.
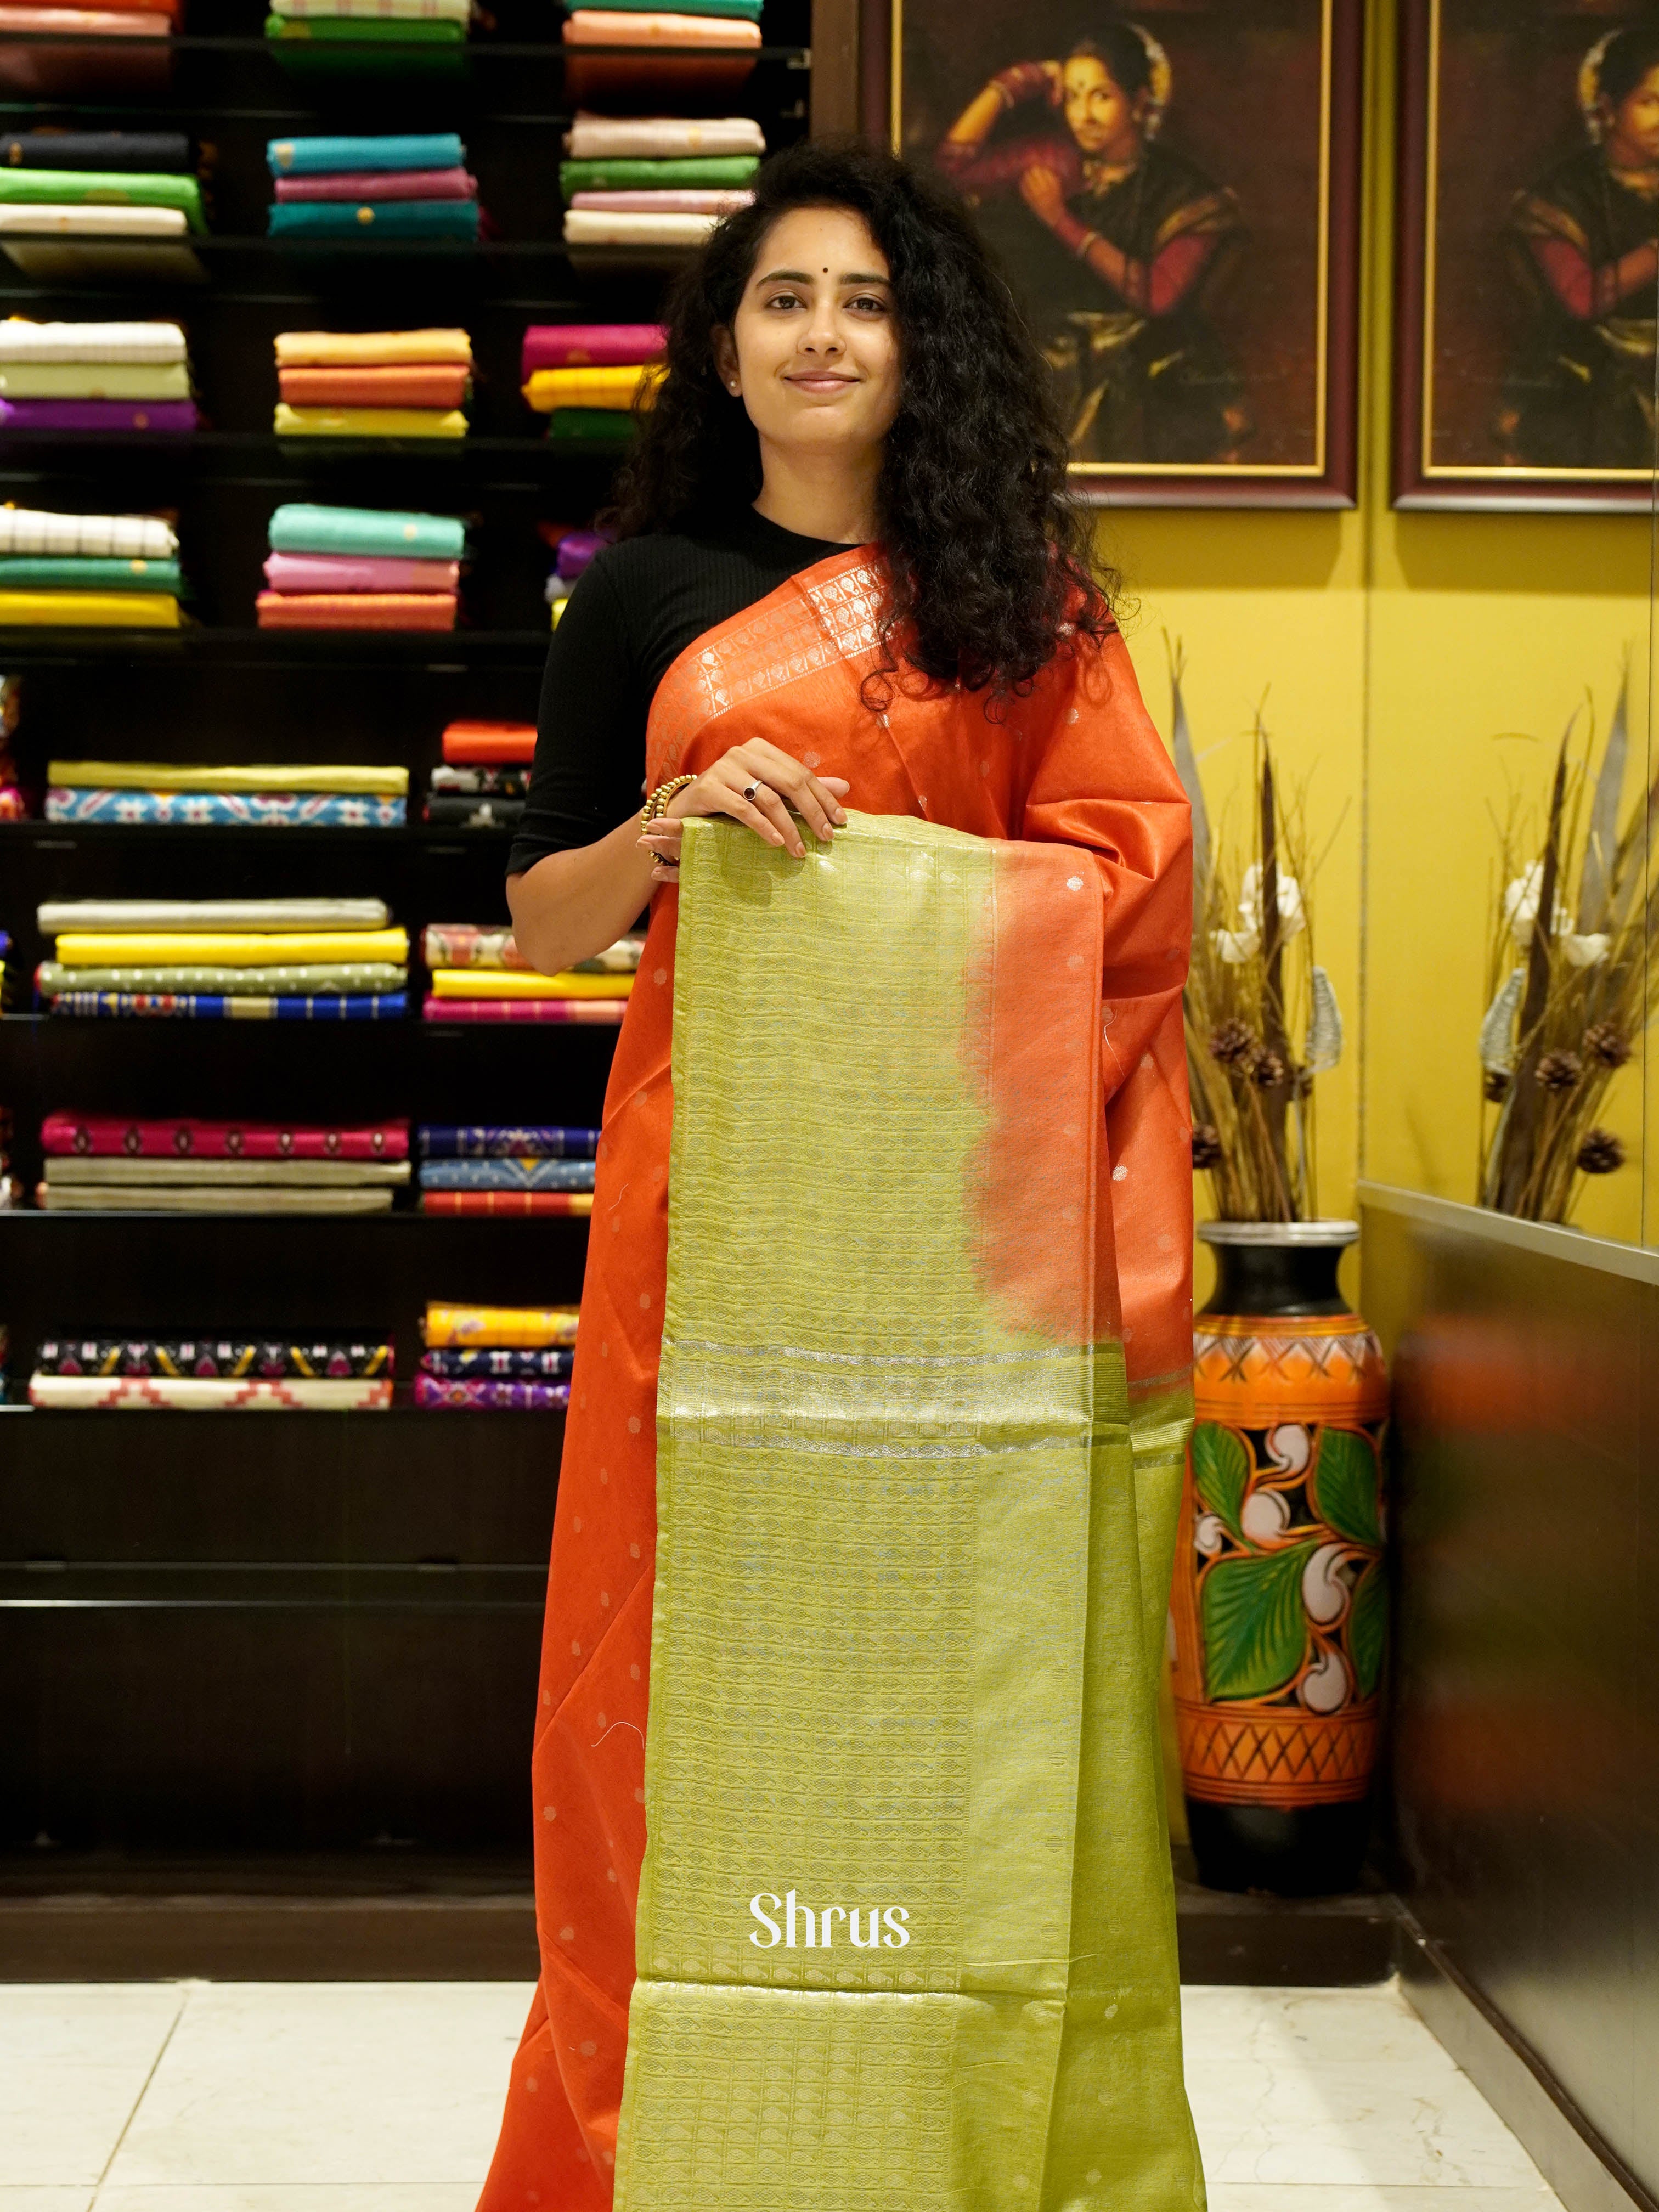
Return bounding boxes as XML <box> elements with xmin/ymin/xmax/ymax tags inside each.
<box><xmin>1598</xmin><ymin>21</ymin><xmax>1659</xmax><ymax>108</ymax></box>
<box><xmin>604</xmin><ymin>137</ymin><xmax>1114</xmax><ymax>703</ymax></box>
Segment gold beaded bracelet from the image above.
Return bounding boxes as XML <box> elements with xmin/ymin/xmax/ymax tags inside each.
<box><xmin>642</xmin><ymin>772</ymin><xmax>696</xmax><ymax>824</ymax></box>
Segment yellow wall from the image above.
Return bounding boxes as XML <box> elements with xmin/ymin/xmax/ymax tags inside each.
<box><xmin>1103</xmin><ymin>0</ymin><xmax>1654</xmax><ymax>1266</ymax></box>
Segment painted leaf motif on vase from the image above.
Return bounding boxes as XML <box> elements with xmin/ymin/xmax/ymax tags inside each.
<box><xmin>1311</xmin><ymin>1425</ymin><xmax>1381</xmax><ymax>1549</ymax></box>
<box><xmin>1191</xmin><ymin>1420</ymin><xmax>1249</xmax><ymax>1542</ymax></box>
<box><xmin>1200</xmin><ymin>1538</ymin><xmax>1318</xmax><ymax>1702</ymax></box>
<box><xmin>1347</xmin><ymin>1557</ymin><xmax>1387</xmax><ymax>1699</ymax></box>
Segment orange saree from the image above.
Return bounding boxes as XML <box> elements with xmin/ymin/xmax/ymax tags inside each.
<box><xmin>477</xmin><ymin>546</ymin><xmax>1193</xmax><ymax>2211</ymax></box>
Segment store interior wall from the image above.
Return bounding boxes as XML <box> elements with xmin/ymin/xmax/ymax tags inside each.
<box><xmin>1105</xmin><ymin>0</ymin><xmax>1655</xmax><ymax>1288</ymax></box>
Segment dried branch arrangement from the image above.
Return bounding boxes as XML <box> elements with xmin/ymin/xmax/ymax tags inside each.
<box><xmin>1479</xmin><ymin>665</ymin><xmax>1652</xmax><ymax>1222</ymax></box>
<box><xmin>1171</xmin><ymin>646</ymin><xmax>1344</xmax><ymax>1223</ymax></box>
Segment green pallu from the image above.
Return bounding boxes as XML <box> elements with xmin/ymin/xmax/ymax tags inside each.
<box><xmin>559</xmin><ymin>155</ymin><xmax>757</xmax><ymax>194</ymax></box>
<box><xmin>265</xmin><ymin>15</ymin><xmax>464</xmax><ymax>38</ymax></box>
<box><xmin>618</xmin><ymin>814</ymin><xmax>1203</xmax><ymax>2211</ymax></box>
<box><xmin>545</xmin><ymin>408</ymin><xmax>635</xmax><ymax>445</ymax></box>
<box><xmin>0</xmin><ymin>171</ymin><xmax>206</xmax><ymax>233</ymax></box>
<box><xmin>37</xmin><ymin>962</ymin><xmax>407</xmax><ymax>997</ymax></box>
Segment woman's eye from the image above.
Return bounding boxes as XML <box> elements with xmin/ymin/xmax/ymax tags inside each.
<box><xmin>849</xmin><ymin>295</ymin><xmax>888</xmax><ymax>314</ymax></box>
<box><xmin>766</xmin><ymin>291</ymin><xmax>803</xmax><ymax>309</ymax></box>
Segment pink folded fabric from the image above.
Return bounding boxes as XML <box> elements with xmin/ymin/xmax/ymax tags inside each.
<box><xmin>274</xmin><ymin>167</ymin><xmax>478</xmax><ymax>204</ymax></box>
<box><xmin>568</xmin><ymin>188</ymin><xmax>752</xmax><ymax>214</ymax></box>
<box><xmin>256</xmin><ymin>590</ymin><xmax>458</xmax><ymax>631</ymax></box>
<box><xmin>422</xmin><ymin>995</ymin><xmax>626</xmax><ymax>1024</ymax></box>
<box><xmin>0</xmin><ymin>7</ymin><xmax>170</xmax><ymax>30</ymax></box>
<box><xmin>263</xmin><ymin>550</ymin><xmax>460</xmax><ymax>594</ymax></box>
<box><xmin>563</xmin><ymin>9</ymin><xmax>759</xmax><ymax>42</ymax></box>
<box><xmin>520</xmin><ymin>322</ymin><xmax>666</xmax><ymax>375</ymax></box>
<box><xmin>42</xmin><ymin>1110</ymin><xmax>409</xmax><ymax>1159</ymax></box>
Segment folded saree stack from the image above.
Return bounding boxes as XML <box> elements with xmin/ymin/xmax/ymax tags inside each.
<box><xmin>0</xmin><ymin>506</ymin><xmax>182</xmax><ymax>627</ymax></box>
<box><xmin>560</xmin><ymin>3</ymin><xmax>761</xmax><ymax>104</ymax></box>
<box><xmin>266</xmin><ymin>133</ymin><xmax>483</xmax><ymax>242</ymax></box>
<box><xmin>423</xmin><ymin>718</ymin><xmax>533</xmax><ymax>826</ymax></box>
<box><xmin>421</xmin><ymin>918</ymin><xmax>639</xmax><ymax>1023</ymax></box>
<box><xmin>417</xmin><ymin>1299</ymin><xmax>578</xmax><ymax>1409</ymax></box>
<box><xmin>36</xmin><ymin>895</ymin><xmax>409</xmax><ymax>1018</ymax></box>
<box><xmin>0</xmin><ymin>130</ymin><xmax>204</xmax><ymax>277</ymax></box>
<box><xmin>0</xmin><ymin>317</ymin><xmax>197</xmax><ymax>433</ymax></box>
<box><xmin>37</xmin><ymin>1110</ymin><xmax>411</xmax><ymax>1211</ymax></box>
<box><xmin>559</xmin><ymin>113</ymin><xmax>759</xmax><ymax>252</ymax></box>
<box><xmin>416</xmin><ymin>1120</ymin><xmax>599</xmax><ymax>1216</ymax></box>
<box><xmin>44</xmin><ymin>758</ymin><xmax>408</xmax><ymax>827</ymax></box>
<box><xmin>257</xmin><ymin>503</ymin><xmax>465</xmax><ymax>630</ymax></box>
<box><xmin>523</xmin><ymin>320</ymin><xmax>666</xmax><ymax>445</ymax></box>
<box><xmin>541</xmin><ymin>524</ymin><xmax>609</xmax><ymax>622</ymax></box>
<box><xmin>273</xmin><ymin>327</ymin><xmax>472</xmax><ymax>439</ymax></box>
<box><xmin>30</xmin><ymin>1334</ymin><xmax>394</xmax><ymax>1408</ymax></box>
<box><xmin>264</xmin><ymin>0</ymin><xmax>473</xmax><ymax>64</ymax></box>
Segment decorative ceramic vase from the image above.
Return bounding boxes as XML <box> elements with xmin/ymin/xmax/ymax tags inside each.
<box><xmin>1171</xmin><ymin>1220</ymin><xmax>1389</xmax><ymax>1895</ymax></box>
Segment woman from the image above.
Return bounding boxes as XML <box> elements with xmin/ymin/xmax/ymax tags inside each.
<box><xmin>478</xmin><ymin>139</ymin><xmax>1201</xmax><ymax>2210</ymax></box>
<box><xmin>1502</xmin><ymin>22</ymin><xmax>1659</xmax><ymax>469</ymax></box>
<box><xmin>938</xmin><ymin>25</ymin><xmax>1245</xmax><ymax>463</ymax></box>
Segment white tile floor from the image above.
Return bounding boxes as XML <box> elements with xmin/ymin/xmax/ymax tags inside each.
<box><xmin>0</xmin><ymin>1977</ymin><xmax>1564</xmax><ymax>2211</ymax></box>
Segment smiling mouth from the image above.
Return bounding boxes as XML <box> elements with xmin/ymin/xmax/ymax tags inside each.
<box><xmin>788</xmin><ymin>373</ymin><xmax>859</xmax><ymax>389</ymax></box>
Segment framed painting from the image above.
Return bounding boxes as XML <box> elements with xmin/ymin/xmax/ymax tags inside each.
<box><xmin>876</xmin><ymin>0</ymin><xmax>1363</xmax><ymax>507</ymax></box>
<box><xmin>1397</xmin><ymin>0</ymin><xmax>1659</xmax><ymax>510</ymax></box>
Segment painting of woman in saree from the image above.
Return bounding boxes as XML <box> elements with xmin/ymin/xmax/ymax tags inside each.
<box><xmin>1397</xmin><ymin>1</ymin><xmax>1659</xmax><ymax>506</ymax></box>
<box><xmin>1500</xmin><ymin>24</ymin><xmax>1659</xmax><ymax>471</ymax></box>
<box><xmin>894</xmin><ymin>0</ymin><xmax>1361</xmax><ymax>505</ymax></box>
<box><xmin>935</xmin><ymin>26</ymin><xmax>1249</xmax><ymax>465</ymax></box>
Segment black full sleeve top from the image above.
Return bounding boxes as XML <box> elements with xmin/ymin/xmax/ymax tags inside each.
<box><xmin>505</xmin><ymin>505</ymin><xmax>851</xmax><ymax>878</ymax></box>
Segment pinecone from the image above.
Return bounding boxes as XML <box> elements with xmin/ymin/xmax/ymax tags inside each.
<box><xmin>1583</xmin><ymin>1021</ymin><xmax>1632</xmax><ymax>1069</ymax></box>
<box><xmin>1190</xmin><ymin>1123</ymin><xmax>1223</xmax><ymax>1171</ymax></box>
<box><xmin>1248</xmin><ymin>1047</ymin><xmax>1288</xmax><ymax>1090</ymax></box>
<box><xmin>1208</xmin><ymin>1019</ymin><xmax>1256</xmax><ymax>1068</ymax></box>
<box><xmin>1482</xmin><ymin>1068</ymin><xmax>1510</xmax><ymax>1102</ymax></box>
<box><xmin>1534</xmin><ymin>1050</ymin><xmax>1583</xmax><ymax>1093</ymax></box>
<box><xmin>1576</xmin><ymin>1127</ymin><xmax>1626</xmax><ymax>1175</ymax></box>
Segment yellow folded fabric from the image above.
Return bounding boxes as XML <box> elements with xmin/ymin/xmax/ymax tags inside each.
<box><xmin>274</xmin><ymin>328</ymin><xmax>473</xmax><ymax>368</ymax></box>
<box><xmin>274</xmin><ymin>403</ymin><xmax>469</xmax><ymax>439</ymax></box>
<box><xmin>522</xmin><ymin>364</ymin><xmax>663</xmax><ymax>413</ymax></box>
<box><xmin>55</xmin><ymin>928</ymin><xmax>410</xmax><ymax>966</ymax></box>
<box><xmin>49</xmin><ymin>761</ymin><xmax>410</xmax><ymax>794</ymax></box>
<box><xmin>0</xmin><ymin>591</ymin><xmax>180</xmax><ymax>628</ymax></box>
<box><xmin>428</xmin><ymin>969</ymin><xmax>634</xmax><ymax>1000</ymax></box>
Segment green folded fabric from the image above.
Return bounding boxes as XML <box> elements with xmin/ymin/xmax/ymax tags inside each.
<box><xmin>0</xmin><ymin>557</ymin><xmax>182</xmax><ymax>592</ymax></box>
<box><xmin>264</xmin><ymin>14</ymin><xmax>465</xmax><ymax>37</ymax></box>
<box><xmin>558</xmin><ymin>155</ymin><xmax>758</xmax><ymax>194</ymax></box>
<box><xmin>545</xmin><ymin>408</ymin><xmax>636</xmax><ymax>444</ymax></box>
<box><xmin>267</xmin><ymin>502</ymin><xmax>466</xmax><ymax>559</ymax></box>
<box><xmin>0</xmin><ymin>170</ymin><xmax>206</xmax><ymax>234</ymax></box>
<box><xmin>0</xmin><ymin>362</ymin><xmax>190</xmax><ymax>402</ymax></box>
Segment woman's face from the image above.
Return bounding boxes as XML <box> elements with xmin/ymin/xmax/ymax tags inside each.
<box><xmin>1606</xmin><ymin>64</ymin><xmax>1659</xmax><ymax>165</ymax></box>
<box><xmin>718</xmin><ymin>205</ymin><xmax>902</xmax><ymax>464</ymax></box>
<box><xmin>1063</xmin><ymin>54</ymin><xmax>1146</xmax><ymax>161</ymax></box>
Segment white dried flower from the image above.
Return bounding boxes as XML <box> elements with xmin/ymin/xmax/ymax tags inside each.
<box><xmin>1238</xmin><ymin>861</ymin><xmax>1306</xmax><ymax>941</ymax></box>
<box><xmin>1212</xmin><ymin>927</ymin><xmax>1260</xmax><ymax>964</ymax></box>
<box><xmin>1560</xmin><ymin>932</ymin><xmax>1611</xmax><ymax>969</ymax></box>
<box><xmin>1503</xmin><ymin>864</ymin><xmax>1550</xmax><ymax>949</ymax></box>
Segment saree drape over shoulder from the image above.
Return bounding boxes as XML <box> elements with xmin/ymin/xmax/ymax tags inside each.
<box><xmin>478</xmin><ymin>548</ymin><xmax>1201</xmax><ymax>2212</ymax></box>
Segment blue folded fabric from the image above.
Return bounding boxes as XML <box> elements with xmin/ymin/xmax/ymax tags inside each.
<box><xmin>266</xmin><ymin>132</ymin><xmax>464</xmax><ymax>175</ymax></box>
<box><xmin>50</xmin><ymin>992</ymin><xmax>408</xmax><ymax>1020</ymax></box>
<box><xmin>419</xmin><ymin>1158</ymin><xmax>597</xmax><ymax>1192</ymax></box>
<box><xmin>268</xmin><ymin>200</ymin><xmax>481</xmax><ymax>241</ymax></box>
<box><xmin>268</xmin><ymin>504</ymin><xmax>467</xmax><ymax>560</ymax></box>
<box><xmin>417</xmin><ymin>1124</ymin><xmax>601</xmax><ymax>1159</ymax></box>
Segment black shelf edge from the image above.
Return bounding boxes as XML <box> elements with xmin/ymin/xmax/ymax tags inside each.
<box><xmin>0</xmin><ymin>821</ymin><xmax>511</xmax><ymax>844</ymax></box>
<box><xmin>0</xmin><ymin>628</ymin><xmax>550</xmax><ymax>663</ymax></box>
<box><xmin>0</xmin><ymin>33</ymin><xmax>807</xmax><ymax>56</ymax></box>
<box><xmin>0</xmin><ymin>1205</ymin><xmax>591</xmax><ymax>1225</ymax></box>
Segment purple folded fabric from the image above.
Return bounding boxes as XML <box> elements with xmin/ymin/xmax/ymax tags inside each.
<box><xmin>274</xmin><ymin>167</ymin><xmax>478</xmax><ymax>203</ymax></box>
<box><xmin>556</xmin><ymin>528</ymin><xmax>611</xmax><ymax>582</ymax></box>
<box><xmin>0</xmin><ymin>398</ymin><xmax>199</xmax><ymax>433</ymax></box>
<box><xmin>263</xmin><ymin>550</ymin><xmax>461</xmax><ymax>594</ymax></box>
<box><xmin>520</xmin><ymin>322</ymin><xmax>667</xmax><ymax>375</ymax></box>
<box><xmin>414</xmin><ymin>1373</ymin><xmax>572</xmax><ymax>1411</ymax></box>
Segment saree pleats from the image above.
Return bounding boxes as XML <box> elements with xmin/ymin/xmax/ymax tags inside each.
<box><xmin>478</xmin><ymin>549</ymin><xmax>1199</xmax><ymax>2212</ymax></box>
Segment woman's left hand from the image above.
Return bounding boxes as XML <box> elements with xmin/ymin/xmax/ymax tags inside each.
<box><xmin>1019</xmin><ymin>164</ymin><xmax>1069</xmax><ymax>227</ymax></box>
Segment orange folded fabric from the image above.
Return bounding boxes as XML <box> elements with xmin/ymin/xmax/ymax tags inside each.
<box><xmin>256</xmin><ymin>590</ymin><xmax>458</xmax><ymax>631</ymax></box>
<box><xmin>442</xmin><ymin>720</ymin><xmax>535</xmax><ymax>763</ymax></box>
<box><xmin>563</xmin><ymin>8</ymin><xmax>759</xmax><ymax>41</ymax></box>
<box><xmin>278</xmin><ymin>364</ymin><xmax>472</xmax><ymax>409</ymax></box>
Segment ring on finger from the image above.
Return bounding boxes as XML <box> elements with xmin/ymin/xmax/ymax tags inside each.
<box><xmin>742</xmin><ymin>781</ymin><xmax>764</xmax><ymax>802</ymax></box>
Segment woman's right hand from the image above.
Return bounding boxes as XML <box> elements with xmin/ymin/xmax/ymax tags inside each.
<box><xmin>639</xmin><ymin>740</ymin><xmax>850</xmax><ymax>875</ymax></box>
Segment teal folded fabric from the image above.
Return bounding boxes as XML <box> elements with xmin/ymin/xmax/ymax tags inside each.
<box><xmin>0</xmin><ymin>556</ymin><xmax>183</xmax><ymax>592</ymax></box>
<box><xmin>266</xmin><ymin>132</ymin><xmax>464</xmax><ymax>176</ymax></box>
<box><xmin>268</xmin><ymin>503</ymin><xmax>466</xmax><ymax>560</ymax></box>
<box><xmin>268</xmin><ymin>200</ymin><xmax>479</xmax><ymax>241</ymax></box>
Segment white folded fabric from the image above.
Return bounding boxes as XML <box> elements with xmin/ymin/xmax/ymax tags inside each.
<box><xmin>566</xmin><ymin>112</ymin><xmax>765</xmax><ymax>159</ymax></box>
<box><xmin>0</xmin><ymin>206</ymin><xmax>186</xmax><ymax>237</ymax></box>
<box><xmin>0</xmin><ymin>509</ymin><xmax>177</xmax><ymax>558</ymax></box>
<box><xmin>36</xmin><ymin>1187</ymin><xmax>398</xmax><ymax>1215</ymax></box>
<box><xmin>29</xmin><ymin>1373</ymin><xmax>395</xmax><ymax>1408</ymax></box>
<box><xmin>563</xmin><ymin>208</ymin><xmax>719</xmax><ymax>245</ymax></box>
<box><xmin>37</xmin><ymin>896</ymin><xmax>390</xmax><ymax>932</ymax></box>
<box><xmin>0</xmin><ymin>319</ymin><xmax>188</xmax><ymax>364</ymax></box>
<box><xmin>273</xmin><ymin>0</ymin><xmax>470</xmax><ymax>17</ymax></box>
<box><xmin>0</xmin><ymin>360</ymin><xmax>190</xmax><ymax>399</ymax></box>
